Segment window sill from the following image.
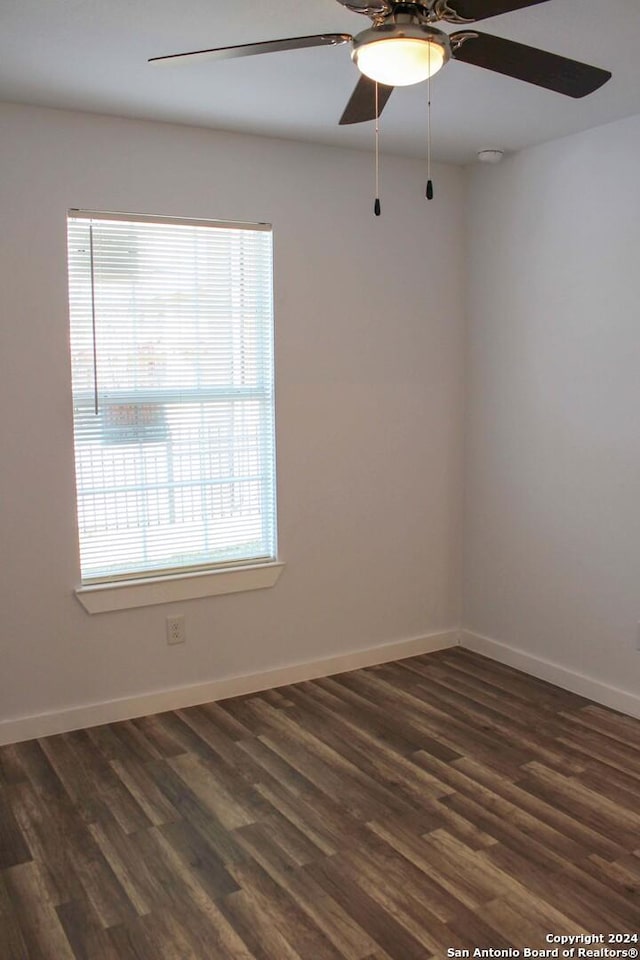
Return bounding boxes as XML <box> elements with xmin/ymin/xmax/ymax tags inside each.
<box><xmin>75</xmin><ymin>561</ymin><xmax>285</xmax><ymax>614</ymax></box>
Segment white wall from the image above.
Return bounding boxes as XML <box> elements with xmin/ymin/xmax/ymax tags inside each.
<box><xmin>0</xmin><ymin>103</ymin><xmax>465</xmax><ymax>729</ymax></box>
<box><xmin>464</xmin><ymin>113</ymin><xmax>640</xmax><ymax>702</ymax></box>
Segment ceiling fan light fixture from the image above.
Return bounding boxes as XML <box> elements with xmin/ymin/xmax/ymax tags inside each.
<box><xmin>352</xmin><ymin>24</ymin><xmax>450</xmax><ymax>87</ymax></box>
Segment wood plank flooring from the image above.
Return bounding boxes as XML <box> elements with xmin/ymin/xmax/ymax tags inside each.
<box><xmin>1</xmin><ymin>647</ymin><xmax>639</xmax><ymax>959</ymax></box>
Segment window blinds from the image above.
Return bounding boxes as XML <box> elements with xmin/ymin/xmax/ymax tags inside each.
<box><xmin>67</xmin><ymin>211</ymin><xmax>276</xmax><ymax>584</ymax></box>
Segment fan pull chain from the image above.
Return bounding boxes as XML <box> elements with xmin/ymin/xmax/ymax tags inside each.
<box><xmin>374</xmin><ymin>82</ymin><xmax>381</xmax><ymax>216</ymax></box>
<box><xmin>426</xmin><ymin>44</ymin><xmax>434</xmax><ymax>201</ymax></box>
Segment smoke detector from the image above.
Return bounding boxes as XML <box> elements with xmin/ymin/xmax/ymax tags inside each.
<box><xmin>477</xmin><ymin>149</ymin><xmax>505</xmax><ymax>164</ymax></box>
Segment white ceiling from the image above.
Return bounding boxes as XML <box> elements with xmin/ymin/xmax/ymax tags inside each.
<box><xmin>0</xmin><ymin>0</ymin><xmax>638</xmax><ymax>163</ymax></box>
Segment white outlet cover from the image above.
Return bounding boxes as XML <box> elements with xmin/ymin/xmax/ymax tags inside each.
<box><xmin>167</xmin><ymin>615</ymin><xmax>186</xmax><ymax>645</ymax></box>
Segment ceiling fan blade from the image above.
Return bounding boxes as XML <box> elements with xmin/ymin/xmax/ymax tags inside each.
<box><xmin>149</xmin><ymin>34</ymin><xmax>352</xmax><ymax>64</ymax></box>
<box><xmin>450</xmin><ymin>32</ymin><xmax>612</xmax><ymax>97</ymax></box>
<box><xmin>439</xmin><ymin>0</ymin><xmax>551</xmax><ymax>23</ymax></box>
<box><xmin>339</xmin><ymin>76</ymin><xmax>394</xmax><ymax>125</ymax></box>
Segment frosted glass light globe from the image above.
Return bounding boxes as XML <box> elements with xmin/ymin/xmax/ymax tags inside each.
<box><xmin>354</xmin><ymin>37</ymin><xmax>446</xmax><ymax>87</ymax></box>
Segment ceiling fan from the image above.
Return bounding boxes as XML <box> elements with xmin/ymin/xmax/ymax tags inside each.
<box><xmin>149</xmin><ymin>0</ymin><xmax>612</xmax><ymax>126</ymax></box>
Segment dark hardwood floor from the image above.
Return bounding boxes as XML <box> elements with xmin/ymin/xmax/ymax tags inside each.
<box><xmin>1</xmin><ymin>647</ymin><xmax>639</xmax><ymax>959</ymax></box>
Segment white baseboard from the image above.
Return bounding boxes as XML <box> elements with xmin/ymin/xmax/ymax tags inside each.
<box><xmin>460</xmin><ymin>629</ymin><xmax>640</xmax><ymax>720</ymax></box>
<box><xmin>0</xmin><ymin>630</ymin><xmax>459</xmax><ymax>746</ymax></box>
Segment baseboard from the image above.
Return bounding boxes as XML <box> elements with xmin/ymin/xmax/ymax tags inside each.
<box><xmin>460</xmin><ymin>629</ymin><xmax>640</xmax><ymax>720</ymax></box>
<box><xmin>0</xmin><ymin>629</ymin><xmax>459</xmax><ymax>746</ymax></box>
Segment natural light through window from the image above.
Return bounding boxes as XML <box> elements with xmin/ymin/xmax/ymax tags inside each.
<box><xmin>67</xmin><ymin>211</ymin><xmax>277</xmax><ymax>585</ymax></box>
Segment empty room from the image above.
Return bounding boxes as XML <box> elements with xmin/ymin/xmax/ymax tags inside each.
<box><xmin>1</xmin><ymin>0</ymin><xmax>639</xmax><ymax>957</ymax></box>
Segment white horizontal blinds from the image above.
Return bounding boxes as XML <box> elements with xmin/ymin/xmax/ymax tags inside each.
<box><xmin>67</xmin><ymin>212</ymin><xmax>276</xmax><ymax>583</ymax></box>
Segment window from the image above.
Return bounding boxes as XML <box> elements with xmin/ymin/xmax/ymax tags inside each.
<box><xmin>67</xmin><ymin>211</ymin><xmax>277</xmax><ymax>587</ymax></box>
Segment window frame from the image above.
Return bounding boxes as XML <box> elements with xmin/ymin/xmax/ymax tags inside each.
<box><xmin>67</xmin><ymin>209</ymin><xmax>283</xmax><ymax>612</ymax></box>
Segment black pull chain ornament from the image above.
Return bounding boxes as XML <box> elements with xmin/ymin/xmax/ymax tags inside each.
<box><xmin>426</xmin><ymin>46</ymin><xmax>434</xmax><ymax>201</ymax></box>
<box><xmin>374</xmin><ymin>81</ymin><xmax>381</xmax><ymax>216</ymax></box>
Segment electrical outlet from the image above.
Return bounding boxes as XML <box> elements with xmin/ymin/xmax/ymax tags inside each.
<box><xmin>166</xmin><ymin>615</ymin><xmax>185</xmax><ymax>645</ymax></box>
